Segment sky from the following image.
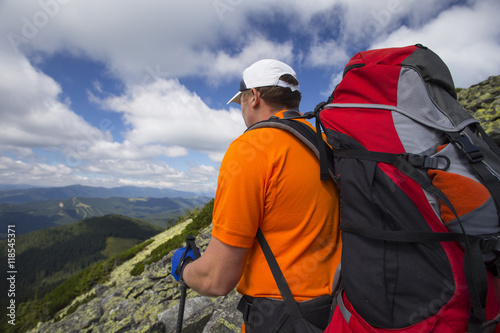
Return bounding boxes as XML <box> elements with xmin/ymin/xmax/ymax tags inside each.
<box><xmin>1</xmin><ymin>0</ymin><xmax>499</xmax><ymax>196</ymax></box>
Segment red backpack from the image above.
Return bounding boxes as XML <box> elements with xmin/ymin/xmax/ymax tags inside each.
<box><xmin>317</xmin><ymin>44</ymin><xmax>500</xmax><ymax>333</ymax></box>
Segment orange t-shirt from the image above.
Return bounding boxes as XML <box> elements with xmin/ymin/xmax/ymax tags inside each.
<box><xmin>211</xmin><ymin>110</ymin><xmax>342</xmax><ymax>301</ymax></box>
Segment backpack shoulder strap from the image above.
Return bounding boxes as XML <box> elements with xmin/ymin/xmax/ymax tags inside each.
<box><xmin>256</xmin><ymin>229</ymin><xmax>303</xmax><ymax>319</ymax></box>
<box><xmin>246</xmin><ymin>112</ymin><xmax>336</xmax><ymax>181</ymax></box>
<box><xmin>256</xmin><ymin>228</ymin><xmax>323</xmax><ymax>333</ymax></box>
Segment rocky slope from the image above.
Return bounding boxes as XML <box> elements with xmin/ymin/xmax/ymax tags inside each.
<box><xmin>28</xmin><ymin>220</ymin><xmax>243</xmax><ymax>333</ymax></box>
<box><xmin>457</xmin><ymin>75</ymin><xmax>500</xmax><ymax>144</ymax></box>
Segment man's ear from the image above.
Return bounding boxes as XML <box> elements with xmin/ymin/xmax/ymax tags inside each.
<box><xmin>250</xmin><ymin>88</ymin><xmax>260</xmax><ymax>108</ymax></box>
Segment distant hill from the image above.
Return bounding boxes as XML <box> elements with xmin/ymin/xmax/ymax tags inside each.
<box><xmin>0</xmin><ymin>184</ymin><xmax>198</xmax><ymax>204</ymax></box>
<box><xmin>0</xmin><ymin>184</ymin><xmax>41</xmax><ymax>191</ymax></box>
<box><xmin>0</xmin><ymin>195</ymin><xmax>210</xmax><ymax>237</ymax></box>
<box><xmin>0</xmin><ymin>214</ymin><xmax>164</xmax><ymax>310</ymax></box>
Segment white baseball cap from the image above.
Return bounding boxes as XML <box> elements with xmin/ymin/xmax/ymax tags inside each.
<box><xmin>227</xmin><ymin>59</ymin><xmax>300</xmax><ymax>104</ymax></box>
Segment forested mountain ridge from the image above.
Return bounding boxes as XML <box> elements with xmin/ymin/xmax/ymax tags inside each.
<box><xmin>0</xmin><ymin>184</ymin><xmax>199</xmax><ymax>204</ymax></box>
<box><xmin>0</xmin><ymin>214</ymin><xmax>164</xmax><ymax>310</ymax></box>
<box><xmin>0</xmin><ymin>195</ymin><xmax>210</xmax><ymax>237</ymax></box>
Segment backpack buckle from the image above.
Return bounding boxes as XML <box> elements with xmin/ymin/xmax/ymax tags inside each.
<box><xmin>402</xmin><ymin>154</ymin><xmax>449</xmax><ymax>170</ymax></box>
<box><xmin>452</xmin><ymin>135</ymin><xmax>484</xmax><ymax>163</ymax></box>
<box><xmin>479</xmin><ymin>235</ymin><xmax>500</xmax><ymax>253</ymax></box>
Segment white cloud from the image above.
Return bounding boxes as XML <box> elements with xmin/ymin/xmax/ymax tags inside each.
<box><xmin>98</xmin><ymin>78</ymin><xmax>246</xmax><ymax>156</ymax></box>
<box><xmin>333</xmin><ymin>0</ymin><xmax>465</xmax><ymax>47</ymax></box>
<box><xmin>85</xmin><ymin>141</ymin><xmax>187</xmax><ymax>160</ymax></box>
<box><xmin>306</xmin><ymin>40</ymin><xmax>350</xmax><ymax>68</ymax></box>
<box><xmin>371</xmin><ymin>0</ymin><xmax>500</xmax><ymax>88</ymax></box>
<box><xmin>0</xmin><ymin>50</ymin><xmax>107</xmax><ymax>148</ymax></box>
<box><xmin>1</xmin><ymin>1</ymin><xmax>276</xmax><ymax>84</ymax></box>
<box><xmin>0</xmin><ymin>156</ymin><xmax>74</xmax><ymax>185</ymax></box>
<box><xmin>202</xmin><ymin>37</ymin><xmax>295</xmax><ymax>84</ymax></box>
<box><xmin>0</xmin><ymin>1</ymin><xmax>343</xmax><ymax>85</ymax></box>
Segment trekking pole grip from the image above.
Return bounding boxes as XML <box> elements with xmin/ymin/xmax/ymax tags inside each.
<box><xmin>176</xmin><ymin>235</ymin><xmax>200</xmax><ymax>333</ymax></box>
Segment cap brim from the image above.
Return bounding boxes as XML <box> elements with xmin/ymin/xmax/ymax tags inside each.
<box><xmin>227</xmin><ymin>91</ymin><xmax>242</xmax><ymax>105</ymax></box>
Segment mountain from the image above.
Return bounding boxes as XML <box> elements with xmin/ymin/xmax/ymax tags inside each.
<box><xmin>0</xmin><ymin>195</ymin><xmax>210</xmax><ymax>237</ymax></box>
<box><xmin>0</xmin><ymin>214</ymin><xmax>164</xmax><ymax>316</ymax></box>
<box><xmin>457</xmin><ymin>75</ymin><xmax>500</xmax><ymax>144</ymax></box>
<box><xmin>0</xmin><ymin>184</ymin><xmax>198</xmax><ymax>204</ymax></box>
<box><xmin>0</xmin><ymin>184</ymin><xmax>41</xmax><ymax>191</ymax></box>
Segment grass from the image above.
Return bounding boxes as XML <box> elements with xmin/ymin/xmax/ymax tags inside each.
<box><xmin>101</xmin><ymin>237</ymin><xmax>142</xmax><ymax>258</ymax></box>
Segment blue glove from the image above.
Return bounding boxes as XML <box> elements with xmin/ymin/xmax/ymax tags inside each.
<box><xmin>172</xmin><ymin>247</ymin><xmax>198</xmax><ymax>281</ymax></box>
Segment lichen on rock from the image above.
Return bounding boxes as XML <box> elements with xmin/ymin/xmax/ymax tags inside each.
<box><xmin>457</xmin><ymin>75</ymin><xmax>500</xmax><ymax>144</ymax></box>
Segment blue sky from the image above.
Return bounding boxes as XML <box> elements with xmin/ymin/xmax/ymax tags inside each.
<box><xmin>1</xmin><ymin>0</ymin><xmax>499</xmax><ymax>196</ymax></box>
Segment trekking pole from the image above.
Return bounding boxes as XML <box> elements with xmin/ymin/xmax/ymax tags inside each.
<box><xmin>176</xmin><ymin>235</ymin><xmax>201</xmax><ymax>333</ymax></box>
<box><xmin>176</xmin><ymin>284</ymin><xmax>187</xmax><ymax>333</ymax></box>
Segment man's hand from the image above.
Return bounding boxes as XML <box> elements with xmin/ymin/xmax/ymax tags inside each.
<box><xmin>181</xmin><ymin>237</ymin><xmax>249</xmax><ymax>296</ymax></box>
<box><xmin>172</xmin><ymin>246</ymin><xmax>199</xmax><ymax>282</ymax></box>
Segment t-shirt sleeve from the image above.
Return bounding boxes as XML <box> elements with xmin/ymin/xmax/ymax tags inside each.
<box><xmin>211</xmin><ymin>137</ymin><xmax>270</xmax><ymax>248</ymax></box>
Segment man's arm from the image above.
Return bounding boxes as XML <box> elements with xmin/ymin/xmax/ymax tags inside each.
<box><xmin>182</xmin><ymin>236</ymin><xmax>249</xmax><ymax>297</ymax></box>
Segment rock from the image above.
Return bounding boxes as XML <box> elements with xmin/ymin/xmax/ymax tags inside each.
<box><xmin>159</xmin><ymin>296</ymin><xmax>214</xmax><ymax>332</ymax></box>
<box><xmin>457</xmin><ymin>75</ymin><xmax>500</xmax><ymax>144</ymax></box>
<box><xmin>79</xmin><ymin>303</ymin><xmax>103</xmax><ymax>328</ymax></box>
<box><xmin>95</xmin><ymin>284</ymin><xmax>109</xmax><ymax>297</ymax></box>
<box><xmin>202</xmin><ymin>290</ymin><xmax>243</xmax><ymax>333</ymax></box>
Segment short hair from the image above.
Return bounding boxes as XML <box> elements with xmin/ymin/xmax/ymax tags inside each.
<box><xmin>255</xmin><ymin>74</ymin><xmax>301</xmax><ymax>110</ymax></box>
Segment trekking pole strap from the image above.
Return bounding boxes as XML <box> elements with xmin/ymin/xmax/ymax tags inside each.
<box><xmin>185</xmin><ymin>235</ymin><xmax>201</xmax><ymax>259</ymax></box>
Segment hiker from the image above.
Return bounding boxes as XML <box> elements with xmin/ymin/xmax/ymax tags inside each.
<box><xmin>172</xmin><ymin>59</ymin><xmax>341</xmax><ymax>332</ymax></box>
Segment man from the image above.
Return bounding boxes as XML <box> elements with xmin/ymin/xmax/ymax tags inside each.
<box><xmin>172</xmin><ymin>59</ymin><xmax>341</xmax><ymax>331</ymax></box>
